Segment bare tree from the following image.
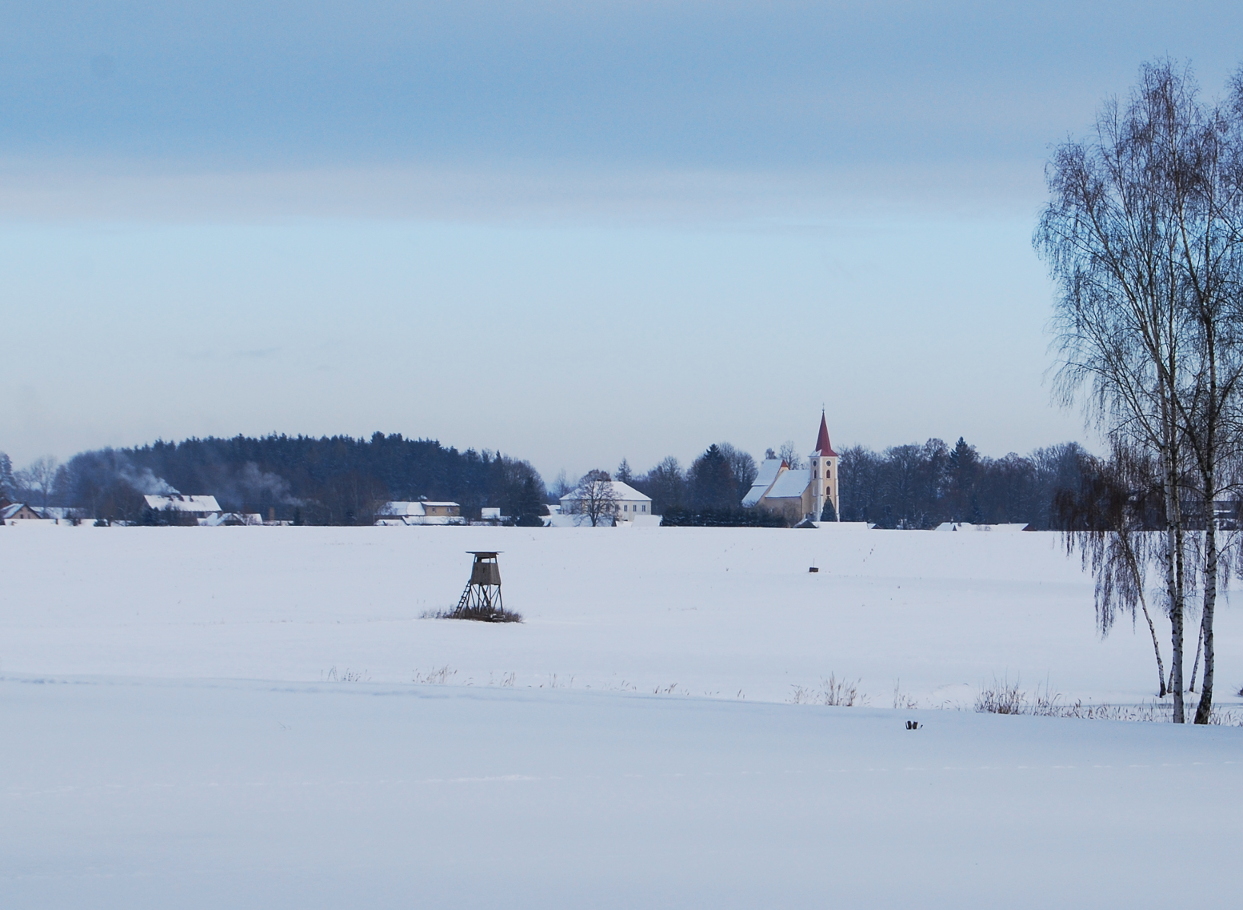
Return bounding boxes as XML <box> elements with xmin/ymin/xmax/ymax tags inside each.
<box><xmin>639</xmin><ymin>456</ymin><xmax>686</xmax><ymax>514</ymax></box>
<box><xmin>1173</xmin><ymin>71</ymin><xmax>1243</xmax><ymax>722</ymax></box>
<box><xmin>567</xmin><ymin>469</ymin><xmax>618</xmax><ymax>526</ymax></box>
<box><xmin>16</xmin><ymin>455</ymin><xmax>59</xmax><ymax>512</ymax></box>
<box><xmin>716</xmin><ymin>442</ymin><xmax>758</xmax><ymax>495</ymax></box>
<box><xmin>1037</xmin><ymin>62</ymin><xmax>1206</xmax><ymax>720</ymax></box>
<box><xmin>778</xmin><ymin>441</ymin><xmax>803</xmax><ymax>470</ymax></box>
<box><xmin>549</xmin><ymin>470</ymin><xmax>575</xmax><ymax>500</ymax></box>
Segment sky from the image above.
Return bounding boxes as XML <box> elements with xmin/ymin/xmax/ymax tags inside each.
<box><xmin>4</xmin><ymin>1</ymin><xmax>1243</xmax><ymax>481</ymax></box>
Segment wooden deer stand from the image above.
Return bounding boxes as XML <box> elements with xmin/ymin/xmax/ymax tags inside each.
<box><xmin>454</xmin><ymin>551</ymin><xmax>504</xmax><ymax>618</ymax></box>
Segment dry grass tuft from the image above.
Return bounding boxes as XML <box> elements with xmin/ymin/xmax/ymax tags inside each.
<box><xmin>975</xmin><ymin>678</ymin><xmax>1243</xmax><ymax>725</ymax></box>
<box><xmin>790</xmin><ymin>673</ymin><xmax>868</xmax><ymax>707</ymax></box>
<box><xmin>422</xmin><ymin>605</ymin><xmax>524</xmax><ymax>623</ymax></box>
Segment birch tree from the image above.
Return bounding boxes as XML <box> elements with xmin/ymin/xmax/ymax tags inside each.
<box><xmin>1037</xmin><ymin>62</ymin><xmax>1201</xmax><ymax>721</ymax></box>
<box><xmin>1039</xmin><ymin>61</ymin><xmax>1243</xmax><ymax>722</ymax></box>
<box><xmin>1165</xmin><ymin>79</ymin><xmax>1243</xmax><ymax>722</ymax></box>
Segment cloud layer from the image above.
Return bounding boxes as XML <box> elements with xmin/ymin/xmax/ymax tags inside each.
<box><xmin>6</xmin><ymin>2</ymin><xmax>1242</xmax><ymax>180</ymax></box>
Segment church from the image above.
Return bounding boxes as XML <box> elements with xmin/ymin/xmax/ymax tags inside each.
<box><xmin>742</xmin><ymin>412</ymin><xmax>841</xmax><ymax>524</ymax></box>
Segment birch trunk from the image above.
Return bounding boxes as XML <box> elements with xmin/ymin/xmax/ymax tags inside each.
<box><xmin>1188</xmin><ymin>617</ymin><xmax>1202</xmax><ymax>692</ymax></box>
<box><xmin>1162</xmin><ymin>423</ymin><xmax>1186</xmax><ymax>723</ymax></box>
<box><xmin>1123</xmin><ymin>540</ymin><xmax>1166</xmax><ymax>697</ymax></box>
<box><xmin>1194</xmin><ymin>516</ymin><xmax>1218</xmax><ymax>723</ymax></box>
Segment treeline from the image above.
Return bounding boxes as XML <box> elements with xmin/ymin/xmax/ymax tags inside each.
<box><xmin>54</xmin><ymin>433</ymin><xmax>547</xmax><ymax>525</ymax></box>
<box><xmin>608</xmin><ymin>443</ymin><xmax>759</xmax><ymax>515</ymax></box>
<box><xmin>610</xmin><ymin>438</ymin><xmax>1090</xmax><ymax>529</ymax></box>
<box><xmin>838</xmin><ymin>438</ymin><xmax>1088</xmax><ymax>530</ymax></box>
<box><xmin>7</xmin><ymin>433</ymin><xmax>1096</xmax><ymax>530</ymax></box>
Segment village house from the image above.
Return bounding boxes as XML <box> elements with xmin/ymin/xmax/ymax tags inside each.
<box><xmin>1</xmin><ymin>501</ymin><xmax>46</xmax><ymax>524</ymax></box>
<box><xmin>375</xmin><ymin>501</ymin><xmax>464</xmax><ymax>526</ymax></box>
<box><xmin>742</xmin><ymin>412</ymin><xmax>841</xmax><ymax>524</ymax></box>
<box><xmin>558</xmin><ymin>480</ymin><xmax>654</xmax><ymax>525</ymax></box>
<box><xmin>143</xmin><ymin>494</ymin><xmax>223</xmax><ymax>522</ymax></box>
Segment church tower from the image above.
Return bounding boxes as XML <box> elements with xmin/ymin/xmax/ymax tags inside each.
<box><xmin>808</xmin><ymin>411</ymin><xmax>840</xmax><ymax>521</ymax></box>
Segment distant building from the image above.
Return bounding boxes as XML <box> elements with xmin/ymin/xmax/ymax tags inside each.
<box><xmin>143</xmin><ymin>494</ymin><xmax>222</xmax><ymax>522</ymax></box>
<box><xmin>202</xmin><ymin>512</ymin><xmax>264</xmax><ymax>527</ymax></box>
<box><xmin>1</xmin><ymin>501</ymin><xmax>46</xmax><ymax>523</ymax></box>
<box><xmin>144</xmin><ymin>494</ymin><xmax>221</xmax><ymax>514</ymax></box>
<box><xmin>559</xmin><ymin>480</ymin><xmax>654</xmax><ymax>525</ymax></box>
<box><xmin>39</xmin><ymin>507</ymin><xmax>85</xmax><ymax>523</ymax></box>
<box><xmin>743</xmin><ymin>412</ymin><xmax>840</xmax><ymax>524</ymax></box>
<box><xmin>375</xmin><ymin>501</ymin><xmax>463</xmax><ymax>526</ymax></box>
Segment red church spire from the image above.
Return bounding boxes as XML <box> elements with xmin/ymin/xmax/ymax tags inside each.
<box><xmin>813</xmin><ymin>410</ymin><xmax>837</xmax><ymax>457</ymax></box>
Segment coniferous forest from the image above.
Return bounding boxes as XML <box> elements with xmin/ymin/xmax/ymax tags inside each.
<box><xmin>53</xmin><ymin>434</ymin><xmax>547</xmax><ymax>525</ymax></box>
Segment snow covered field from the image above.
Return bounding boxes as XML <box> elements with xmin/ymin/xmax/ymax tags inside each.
<box><xmin>2</xmin><ymin>526</ymin><xmax>1240</xmax><ymax>907</ymax></box>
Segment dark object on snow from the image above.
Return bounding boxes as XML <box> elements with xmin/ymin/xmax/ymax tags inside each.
<box><xmin>808</xmin><ymin>566</ymin><xmax>819</xmax><ymax>573</ymax></box>
<box><xmin>905</xmin><ymin>720</ymin><xmax>920</xmax><ymax>730</ymax></box>
<box><xmin>447</xmin><ymin>552</ymin><xmax>522</xmax><ymax>622</ymax></box>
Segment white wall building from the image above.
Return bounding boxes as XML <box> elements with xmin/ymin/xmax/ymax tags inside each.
<box><xmin>559</xmin><ymin>480</ymin><xmax>654</xmax><ymax>525</ymax></box>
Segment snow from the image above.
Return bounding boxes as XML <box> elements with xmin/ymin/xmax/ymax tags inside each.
<box><xmin>143</xmin><ymin>494</ymin><xmax>221</xmax><ymax>513</ymax></box>
<box><xmin>4</xmin><ymin>525</ymin><xmax>1234</xmax><ymax>704</ymax></box>
<box><xmin>935</xmin><ymin>521</ymin><xmax>1031</xmax><ymax>532</ymax></box>
<box><xmin>764</xmin><ymin>465</ymin><xmax>811</xmax><ymax>498</ymax></box>
<box><xmin>1</xmin><ymin>525</ymin><xmax>1240</xmax><ymax>907</ymax></box>
<box><xmin>378</xmin><ymin>500</ymin><xmax>428</xmax><ymax>517</ymax></box>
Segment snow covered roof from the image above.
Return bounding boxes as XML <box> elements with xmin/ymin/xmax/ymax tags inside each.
<box><xmin>2</xmin><ymin>502</ymin><xmax>35</xmax><ymax>520</ymax></box>
<box><xmin>741</xmin><ymin>458</ymin><xmax>785</xmax><ymax>507</ymax></box>
<box><xmin>379</xmin><ymin>501</ymin><xmax>426</xmax><ymax>517</ymax></box>
<box><xmin>144</xmin><ymin>494</ymin><xmax>221</xmax><ymax>513</ymax></box>
<box><xmin>754</xmin><ymin>458</ymin><xmax>784</xmax><ymax>488</ymax></box>
<box><xmin>560</xmin><ymin>480</ymin><xmax>651</xmax><ymax>503</ymax></box>
<box><xmin>608</xmin><ymin>481</ymin><xmax>650</xmax><ymax>501</ymax></box>
<box><xmin>765</xmin><ymin>468</ymin><xmax>811</xmax><ymax>499</ymax></box>
<box><xmin>741</xmin><ymin>486</ymin><xmax>766</xmax><ymax>508</ymax></box>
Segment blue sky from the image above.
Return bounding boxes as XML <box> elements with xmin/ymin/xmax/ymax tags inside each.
<box><xmin>4</xmin><ymin>2</ymin><xmax>1243</xmax><ymax>479</ymax></box>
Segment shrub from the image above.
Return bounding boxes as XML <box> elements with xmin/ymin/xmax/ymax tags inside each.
<box><xmin>422</xmin><ymin>605</ymin><xmax>523</xmax><ymax>623</ymax></box>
